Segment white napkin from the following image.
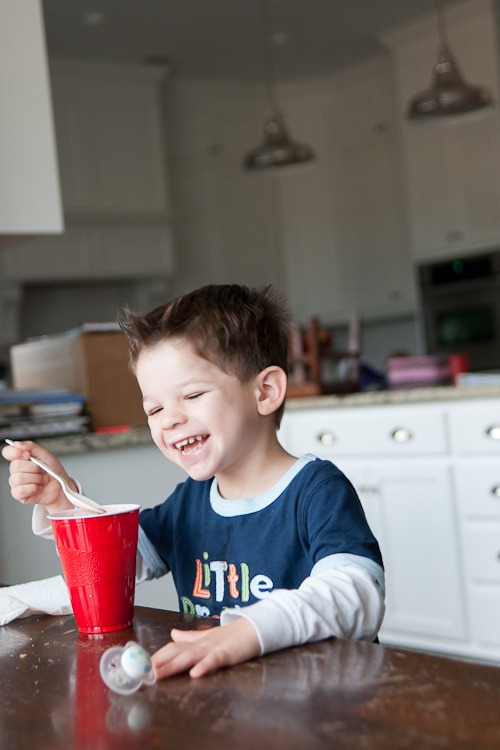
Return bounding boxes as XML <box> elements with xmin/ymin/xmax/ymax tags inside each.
<box><xmin>0</xmin><ymin>575</ymin><xmax>72</xmax><ymax>626</ymax></box>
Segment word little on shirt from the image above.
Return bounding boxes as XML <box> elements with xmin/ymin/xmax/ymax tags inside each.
<box><xmin>180</xmin><ymin>552</ymin><xmax>274</xmax><ymax>617</ymax></box>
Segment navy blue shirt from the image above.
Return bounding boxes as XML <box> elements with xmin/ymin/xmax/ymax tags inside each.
<box><xmin>139</xmin><ymin>456</ymin><xmax>383</xmax><ymax>617</ymax></box>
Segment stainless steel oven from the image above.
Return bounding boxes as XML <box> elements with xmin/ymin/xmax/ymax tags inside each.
<box><xmin>418</xmin><ymin>251</ymin><xmax>500</xmax><ymax>371</ymax></box>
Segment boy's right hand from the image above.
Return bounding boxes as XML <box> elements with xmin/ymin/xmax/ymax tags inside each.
<box><xmin>1</xmin><ymin>440</ymin><xmax>73</xmax><ymax>514</ymax></box>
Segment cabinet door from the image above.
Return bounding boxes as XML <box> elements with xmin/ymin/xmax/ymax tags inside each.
<box><xmin>85</xmin><ymin>223</ymin><xmax>175</xmax><ymax>278</ymax></box>
<box><xmin>1</xmin><ymin>228</ymin><xmax>90</xmax><ymax>281</ymax></box>
<box><xmin>280</xmin><ymin>58</ymin><xmax>414</xmax><ymax>322</ymax></box>
<box><xmin>337</xmin><ymin>458</ymin><xmax>466</xmax><ymax>641</ymax></box>
<box><xmin>449</xmin><ymin>400</ymin><xmax>500</xmax><ymax>455</ymax></box>
<box><xmin>373</xmin><ymin>462</ymin><xmax>465</xmax><ymax>640</ymax></box>
<box><xmin>51</xmin><ymin>62</ymin><xmax>169</xmax><ymax>217</ymax></box>
<box><xmin>330</xmin><ymin>134</ymin><xmax>414</xmax><ymax>316</ymax></box>
<box><xmin>327</xmin><ymin>59</ymin><xmax>414</xmax><ymax>317</ymax></box>
<box><xmin>385</xmin><ymin>1</ymin><xmax>500</xmax><ymax>260</ymax></box>
<box><xmin>404</xmin><ymin>107</ymin><xmax>500</xmax><ymax>259</ymax></box>
<box><xmin>0</xmin><ymin>0</ymin><xmax>63</xmax><ymax>233</ymax></box>
<box><xmin>281</xmin><ymin>404</ymin><xmax>448</xmax><ymax>458</ymax></box>
<box><xmin>270</xmin><ymin>91</ymin><xmax>346</xmax><ymax>322</ymax></box>
<box><xmin>2</xmin><ymin>222</ymin><xmax>175</xmax><ymax>282</ymax></box>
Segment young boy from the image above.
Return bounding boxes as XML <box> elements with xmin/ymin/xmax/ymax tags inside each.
<box><xmin>2</xmin><ymin>284</ymin><xmax>384</xmax><ymax>679</ymax></box>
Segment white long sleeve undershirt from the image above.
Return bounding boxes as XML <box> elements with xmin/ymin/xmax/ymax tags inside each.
<box><xmin>220</xmin><ymin>565</ymin><xmax>384</xmax><ymax>654</ymax></box>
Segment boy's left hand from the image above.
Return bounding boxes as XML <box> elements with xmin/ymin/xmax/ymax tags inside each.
<box><xmin>151</xmin><ymin>617</ymin><xmax>261</xmax><ymax>679</ymax></box>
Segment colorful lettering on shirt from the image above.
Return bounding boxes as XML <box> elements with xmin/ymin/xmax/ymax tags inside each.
<box><xmin>227</xmin><ymin>563</ymin><xmax>239</xmax><ymax>599</ymax></box>
<box><xmin>186</xmin><ymin>554</ymin><xmax>274</xmax><ymax>615</ymax></box>
<box><xmin>192</xmin><ymin>558</ymin><xmax>210</xmax><ymax>599</ymax></box>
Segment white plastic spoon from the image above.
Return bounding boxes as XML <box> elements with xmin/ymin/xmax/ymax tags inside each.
<box><xmin>5</xmin><ymin>439</ymin><xmax>106</xmax><ymax>514</ymax></box>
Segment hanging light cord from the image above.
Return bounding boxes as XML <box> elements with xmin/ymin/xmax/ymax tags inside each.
<box><xmin>435</xmin><ymin>0</ymin><xmax>448</xmax><ymax>47</ymax></box>
<box><xmin>258</xmin><ymin>0</ymin><xmax>278</xmax><ymax>109</ymax></box>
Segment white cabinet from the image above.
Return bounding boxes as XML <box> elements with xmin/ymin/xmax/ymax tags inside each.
<box><xmin>451</xmin><ymin>400</ymin><xmax>500</xmax><ymax>651</ymax></box>
<box><xmin>0</xmin><ymin>0</ymin><xmax>63</xmax><ymax>234</ymax></box>
<box><xmin>50</xmin><ymin>59</ymin><xmax>171</xmax><ymax>219</ymax></box>
<box><xmin>280</xmin><ymin>401</ymin><xmax>468</xmax><ymax>652</ymax></box>
<box><xmin>2</xmin><ymin>222</ymin><xmax>175</xmax><ymax>282</ymax></box>
<box><xmin>339</xmin><ymin>459</ymin><xmax>465</xmax><ymax>641</ymax></box>
<box><xmin>281</xmin><ymin>393</ymin><xmax>500</xmax><ymax>663</ymax></box>
<box><xmin>0</xmin><ymin>60</ymin><xmax>175</xmax><ymax>284</ymax></box>
<box><xmin>383</xmin><ymin>0</ymin><xmax>500</xmax><ymax>261</ymax></box>
<box><xmin>279</xmin><ymin>58</ymin><xmax>414</xmax><ymax>323</ymax></box>
<box><xmin>281</xmin><ymin>403</ymin><xmax>448</xmax><ymax>457</ymax></box>
<box><xmin>327</xmin><ymin>58</ymin><xmax>415</xmax><ymax>318</ymax></box>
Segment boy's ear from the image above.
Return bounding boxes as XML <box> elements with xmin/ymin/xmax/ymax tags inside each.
<box><xmin>255</xmin><ymin>366</ymin><xmax>287</xmax><ymax>416</ymax></box>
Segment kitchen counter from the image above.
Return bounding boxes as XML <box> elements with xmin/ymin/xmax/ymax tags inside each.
<box><xmin>33</xmin><ymin>383</ymin><xmax>500</xmax><ymax>457</ymax></box>
<box><xmin>38</xmin><ymin>426</ymin><xmax>153</xmax><ymax>457</ymax></box>
<box><xmin>286</xmin><ymin>382</ymin><xmax>500</xmax><ymax>410</ymax></box>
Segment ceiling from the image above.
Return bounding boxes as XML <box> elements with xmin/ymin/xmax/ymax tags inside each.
<box><xmin>41</xmin><ymin>0</ymin><xmax>443</xmax><ymax>82</ymax></box>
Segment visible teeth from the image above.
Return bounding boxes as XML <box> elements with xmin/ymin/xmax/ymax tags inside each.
<box><xmin>175</xmin><ymin>435</ymin><xmax>204</xmax><ymax>450</ymax></box>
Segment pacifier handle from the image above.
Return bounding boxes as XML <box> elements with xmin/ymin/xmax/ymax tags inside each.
<box><xmin>100</xmin><ymin>641</ymin><xmax>156</xmax><ymax>695</ymax></box>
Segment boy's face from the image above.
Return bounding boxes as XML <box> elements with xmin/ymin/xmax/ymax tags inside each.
<box><xmin>136</xmin><ymin>339</ymin><xmax>264</xmax><ymax>485</ymax></box>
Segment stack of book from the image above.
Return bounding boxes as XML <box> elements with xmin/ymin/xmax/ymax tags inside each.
<box><xmin>0</xmin><ymin>387</ymin><xmax>88</xmax><ymax>440</ymax></box>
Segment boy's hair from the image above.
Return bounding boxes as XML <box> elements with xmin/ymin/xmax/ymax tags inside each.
<box><xmin>118</xmin><ymin>284</ymin><xmax>292</xmax><ymax>425</ymax></box>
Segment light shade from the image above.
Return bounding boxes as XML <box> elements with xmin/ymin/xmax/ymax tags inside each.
<box><xmin>408</xmin><ymin>45</ymin><xmax>492</xmax><ymax>119</ymax></box>
<box><xmin>244</xmin><ymin>107</ymin><xmax>315</xmax><ymax>170</ymax></box>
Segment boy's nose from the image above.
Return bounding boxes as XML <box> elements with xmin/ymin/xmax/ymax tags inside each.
<box><xmin>159</xmin><ymin>408</ymin><xmax>187</xmax><ymax>431</ymax></box>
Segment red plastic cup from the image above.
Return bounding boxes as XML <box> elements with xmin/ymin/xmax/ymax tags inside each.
<box><xmin>49</xmin><ymin>504</ymin><xmax>140</xmax><ymax>634</ymax></box>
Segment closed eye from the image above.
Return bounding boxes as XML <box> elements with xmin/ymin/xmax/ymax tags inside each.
<box><xmin>147</xmin><ymin>406</ymin><xmax>163</xmax><ymax>416</ymax></box>
<box><xmin>186</xmin><ymin>392</ymin><xmax>204</xmax><ymax>400</ymax></box>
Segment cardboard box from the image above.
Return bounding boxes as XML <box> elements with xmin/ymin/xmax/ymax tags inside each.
<box><xmin>10</xmin><ymin>331</ymin><xmax>147</xmax><ymax>430</ymax></box>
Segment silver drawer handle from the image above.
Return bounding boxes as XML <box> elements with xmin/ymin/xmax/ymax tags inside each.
<box><xmin>491</xmin><ymin>485</ymin><xmax>500</xmax><ymax>498</ymax></box>
<box><xmin>391</xmin><ymin>427</ymin><xmax>413</xmax><ymax>443</ymax></box>
<box><xmin>358</xmin><ymin>485</ymin><xmax>380</xmax><ymax>495</ymax></box>
<box><xmin>317</xmin><ymin>432</ymin><xmax>335</xmax><ymax>447</ymax></box>
<box><xmin>486</xmin><ymin>425</ymin><xmax>500</xmax><ymax>441</ymax></box>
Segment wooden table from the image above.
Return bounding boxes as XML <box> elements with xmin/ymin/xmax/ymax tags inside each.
<box><xmin>1</xmin><ymin>607</ymin><xmax>500</xmax><ymax>750</ymax></box>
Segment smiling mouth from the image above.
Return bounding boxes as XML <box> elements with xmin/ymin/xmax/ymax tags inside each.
<box><xmin>174</xmin><ymin>435</ymin><xmax>207</xmax><ymax>454</ymax></box>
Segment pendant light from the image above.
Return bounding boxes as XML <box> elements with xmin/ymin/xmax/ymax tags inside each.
<box><xmin>243</xmin><ymin>0</ymin><xmax>314</xmax><ymax>170</ymax></box>
<box><xmin>407</xmin><ymin>0</ymin><xmax>492</xmax><ymax>119</ymax></box>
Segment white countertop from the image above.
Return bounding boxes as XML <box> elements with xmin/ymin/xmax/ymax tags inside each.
<box><xmin>37</xmin><ymin>383</ymin><xmax>500</xmax><ymax>456</ymax></box>
<box><xmin>284</xmin><ymin>383</ymin><xmax>500</xmax><ymax>411</ymax></box>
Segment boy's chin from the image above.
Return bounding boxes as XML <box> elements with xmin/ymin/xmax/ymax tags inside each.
<box><xmin>184</xmin><ymin>466</ymin><xmax>213</xmax><ymax>482</ymax></box>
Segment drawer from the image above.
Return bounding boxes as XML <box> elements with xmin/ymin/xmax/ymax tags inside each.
<box><xmin>281</xmin><ymin>405</ymin><xmax>448</xmax><ymax>457</ymax></box>
<box><xmin>462</xmin><ymin>524</ymin><xmax>500</xmax><ymax>583</ymax></box>
<box><xmin>449</xmin><ymin>401</ymin><xmax>500</xmax><ymax>454</ymax></box>
<box><xmin>468</xmin><ymin>586</ymin><xmax>500</xmax><ymax>648</ymax></box>
<box><xmin>455</xmin><ymin>463</ymin><xmax>500</xmax><ymax>518</ymax></box>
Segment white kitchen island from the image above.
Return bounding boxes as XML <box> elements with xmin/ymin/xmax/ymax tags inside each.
<box><xmin>1</xmin><ymin>383</ymin><xmax>499</xmax><ymax>664</ymax></box>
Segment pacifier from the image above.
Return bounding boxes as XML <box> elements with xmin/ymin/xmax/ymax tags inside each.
<box><xmin>100</xmin><ymin>641</ymin><xmax>157</xmax><ymax>695</ymax></box>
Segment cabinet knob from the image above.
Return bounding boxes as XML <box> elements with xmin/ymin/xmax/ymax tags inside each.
<box><xmin>491</xmin><ymin>484</ymin><xmax>500</xmax><ymax>498</ymax></box>
<box><xmin>317</xmin><ymin>432</ymin><xmax>335</xmax><ymax>446</ymax></box>
<box><xmin>486</xmin><ymin>425</ymin><xmax>500</xmax><ymax>441</ymax></box>
<box><xmin>391</xmin><ymin>427</ymin><xmax>413</xmax><ymax>443</ymax></box>
<box><xmin>358</xmin><ymin>484</ymin><xmax>379</xmax><ymax>494</ymax></box>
